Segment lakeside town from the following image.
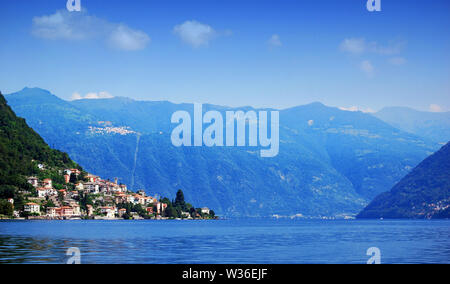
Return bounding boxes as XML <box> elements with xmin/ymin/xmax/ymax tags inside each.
<box><xmin>1</xmin><ymin>166</ymin><xmax>216</xmax><ymax>221</ymax></box>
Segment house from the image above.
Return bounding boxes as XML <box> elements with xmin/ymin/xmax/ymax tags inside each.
<box><xmin>75</xmin><ymin>183</ymin><xmax>84</xmax><ymax>191</ymax></box>
<box><xmin>72</xmin><ymin>205</ymin><xmax>81</xmax><ymax>216</ymax></box>
<box><xmin>201</xmin><ymin>207</ymin><xmax>210</xmax><ymax>215</ymax></box>
<box><xmin>86</xmin><ymin>205</ymin><xmax>94</xmax><ymax>216</ymax></box>
<box><xmin>64</xmin><ymin>174</ymin><xmax>70</xmax><ymax>184</ymax></box>
<box><xmin>137</xmin><ymin>190</ymin><xmax>146</xmax><ymax>197</ymax></box>
<box><xmin>58</xmin><ymin>206</ymin><xmax>74</xmax><ymax>217</ymax></box>
<box><xmin>43</xmin><ymin>179</ymin><xmax>52</xmax><ymax>189</ymax></box>
<box><xmin>100</xmin><ymin>207</ymin><xmax>115</xmax><ymax>218</ymax></box>
<box><xmin>126</xmin><ymin>195</ymin><xmax>136</xmax><ymax>204</ymax></box>
<box><xmin>84</xmin><ymin>182</ymin><xmax>99</xmax><ymax>194</ymax></box>
<box><xmin>156</xmin><ymin>202</ymin><xmax>167</xmax><ymax>215</ymax></box>
<box><xmin>43</xmin><ymin>179</ymin><xmax>51</xmax><ymax>187</ymax></box>
<box><xmin>114</xmin><ymin>193</ymin><xmax>127</xmax><ymax>204</ymax></box>
<box><xmin>146</xmin><ymin>207</ymin><xmax>154</xmax><ymax>214</ymax></box>
<box><xmin>118</xmin><ymin>208</ymin><xmax>127</xmax><ymax>218</ymax></box>
<box><xmin>134</xmin><ymin>194</ymin><xmax>146</xmax><ymax>205</ymax></box>
<box><xmin>86</xmin><ymin>174</ymin><xmax>100</xmax><ymax>183</ymax></box>
<box><xmin>70</xmin><ymin>169</ymin><xmax>81</xmax><ymax>176</ymax></box>
<box><xmin>7</xmin><ymin>198</ymin><xmax>14</xmax><ymax>205</ymax></box>
<box><xmin>46</xmin><ymin>207</ymin><xmax>58</xmax><ymax>218</ymax></box>
<box><xmin>24</xmin><ymin>203</ymin><xmax>40</xmax><ymax>214</ymax></box>
<box><xmin>27</xmin><ymin>177</ymin><xmax>39</xmax><ymax>188</ymax></box>
<box><xmin>37</xmin><ymin>188</ymin><xmax>48</xmax><ymax>198</ymax></box>
<box><xmin>58</xmin><ymin>189</ymin><xmax>67</xmax><ymax>198</ymax></box>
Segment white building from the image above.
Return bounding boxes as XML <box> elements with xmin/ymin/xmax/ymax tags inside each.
<box><xmin>24</xmin><ymin>203</ymin><xmax>40</xmax><ymax>214</ymax></box>
<box><xmin>43</xmin><ymin>179</ymin><xmax>52</xmax><ymax>189</ymax></box>
<box><xmin>27</xmin><ymin>177</ymin><xmax>39</xmax><ymax>188</ymax></box>
<box><xmin>100</xmin><ymin>207</ymin><xmax>115</xmax><ymax>218</ymax></box>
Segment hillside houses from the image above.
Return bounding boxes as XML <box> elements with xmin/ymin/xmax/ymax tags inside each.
<box><xmin>23</xmin><ymin>170</ymin><xmax>168</xmax><ymax>220</ymax></box>
<box><xmin>16</xmin><ymin>167</ymin><xmax>215</xmax><ymax>220</ymax></box>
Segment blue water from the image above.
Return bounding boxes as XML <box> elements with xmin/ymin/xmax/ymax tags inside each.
<box><xmin>0</xmin><ymin>219</ymin><xmax>448</xmax><ymax>264</ymax></box>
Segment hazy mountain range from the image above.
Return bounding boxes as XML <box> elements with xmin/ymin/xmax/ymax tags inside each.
<box><xmin>4</xmin><ymin>88</ymin><xmax>444</xmax><ymax>217</ymax></box>
<box><xmin>374</xmin><ymin>107</ymin><xmax>450</xmax><ymax>144</ymax></box>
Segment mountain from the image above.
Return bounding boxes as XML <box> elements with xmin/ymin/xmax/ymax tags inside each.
<box><xmin>374</xmin><ymin>107</ymin><xmax>450</xmax><ymax>144</ymax></box>
<box><xmin>4</xmin><ymin>88</ymin><xmax>440</xmax><ymax>217</ymax></box>
<box><xmin>0</xmin><ymin>91</ymin><xmax>79</xmax><ymax>203</ymax></box>
<box><xmin>357</xmin><ymin>142</ymin><xmax>450</xmax><ymax>219</ymax></box>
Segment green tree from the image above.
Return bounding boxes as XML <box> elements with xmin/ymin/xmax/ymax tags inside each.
<box><xmin>164</xmin><ymin>203</ymin><xmax>179</xmax><ymax>218</ymax></box>
<box><xmin>174</xmin><ymin>189</ymin><xmax>187</xmax><ymax>211</ymax></box>
<box><xmin>0</xmin><ymin>200</ymin><xmax>13</xmax><ymax>216</ymax></box>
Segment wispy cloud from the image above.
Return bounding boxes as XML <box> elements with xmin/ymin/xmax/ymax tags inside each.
<box><xmin>340</xmin><ymin>38</ymin><xmax>366</xmax><ymax>54</ymax></box>
<box><xmin>173</xmin><ymin>20</ymin><xmax>223</xmax><ymax>48</ymax></box>
<box><xmin>360</xmin><ymin>60</ymin><xmax>374</xmax><ymax>77</ymax></box>
<box><xmin>32</xmin><ymin>10</ymin><xmax>150</xmax><ymax>51</ymax></box>
<box><xmin>388</xmin><ymin>57</ymin><xmax>407</xmax><ymax>66</ymax></box>
<box><xmin>71</xmin><ymin>91</ymin><xmax>113</xmax><ymax>101</ymax></box>
<box><xmin>340</xmin><ymin>38</ymin><xmax>404</xmax><ymax>55</ymax></box>
<box><xmin>268</xmin><ymin>34</ymin><xmax>282</xmax><ymax>48</ymax></box>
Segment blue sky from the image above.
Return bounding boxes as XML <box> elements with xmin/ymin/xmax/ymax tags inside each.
<box><xmin>0</xmin><ymin>0</ymin><xmax>449</xmax><ymax>112</ymax></box>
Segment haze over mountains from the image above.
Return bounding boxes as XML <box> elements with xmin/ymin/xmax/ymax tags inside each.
<box><xmin>4</xmin><ymin>88</ymin><xmax>443</xmax><ymax>217</ymax></box>
<box><xmin>374</xmin><ymin>107</ymin><xmax>450</xmax><ymax>144</ymax></box>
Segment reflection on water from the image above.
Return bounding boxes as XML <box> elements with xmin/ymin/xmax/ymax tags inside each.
<box><xmin>0</xmin><ymin>219</ymin><xmax>449</xmax><ymax>264</ymax></box>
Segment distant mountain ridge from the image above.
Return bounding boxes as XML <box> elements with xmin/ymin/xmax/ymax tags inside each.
<box><xmin>374</xmin><ymin>106</ymin><xmax>450</xmax><ymax>144</ymax></box>
<box><xmin>358</xmin><ymin>142</ymin><xmax>450</xmax><ymax>219</ymax></box>
<box><xmin>4</xmin><ymin>87</ymin><xmax>440</xmax><ymax>217</ymax></box>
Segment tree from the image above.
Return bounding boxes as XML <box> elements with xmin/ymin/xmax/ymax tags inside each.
<box><xmin>69</xmin><ymin>173</ymin><xmax>78</xmax><ymax>184</ymax></box>
<box><xmin>0</xmin><ymin>200</ymin><xmax>13</xmax><ymax>216</ymax></box>
<box><xmin>174</xmin><ymin>189</ymin><xmax>187</xmax><ymax>211</ymax></box>
<box><xmin>46</xmin><ymin>199</ymin><xmax>55</xmax><ymax>208</ymax></box>
<box><xmin>0</xmin><ymin>185</ymin><xmax>15</xmax><ymax>199</ymax></box>
<box><xmin>79</xmin><ymin>193</ymin><xmax>94</xmax><ymax>211</ymax></box>
<box><xmin>164</xmin><ymin>203</ymin><xmax>179</xmax><ymax>218</ymax></box>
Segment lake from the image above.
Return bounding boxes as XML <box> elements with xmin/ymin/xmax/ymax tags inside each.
<box><xmin>0</xmin><ymin>219</ymin><xmax>448</xmax><ymax>264</ymax></box>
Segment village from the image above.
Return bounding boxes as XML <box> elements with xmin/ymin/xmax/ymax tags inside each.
<box><xmin>5</xmin><ymin>168</ymin><xmax>214</xmax><ymax>220</ymax></box>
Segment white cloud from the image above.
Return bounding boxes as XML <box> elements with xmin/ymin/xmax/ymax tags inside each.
<box><xmin>429</xmin><ymin>104</ymin><xmax>443</xmax><ymax>113</ymax></box>
<box><xmin>268</xmin><ymin>34</ymin><xmax>282</xmax><ymax>47</ymax></box>
<box><xmin>71</xmin><ymin>91</ymin><xmax>113</xmax><ymax>101</ymax></box>
<box><xmin>340</xmin><ymin>38</ymin><xmax>403</xmax><ymax>55</ymax></box>
<box><xmin>339</xmin><ymin>106</ymin><xmax>375</xmax><ymax>113</ymax></box>
<box><xmin>340</xmin><ymin>38</ymin><xmax>366</xmax><ymax>54</ymax></box>
<box><xmin>360</xmin><ymin>60</ymin><xmax>374</xmax><ymax>77</ymax></box>
<box><xmin>108</xmin><ymin>24</ymin><xmax>150</xmax><ymax>51</ymax></box>
<box><xmin>173</xmin><ymin>20</ymin><xmax>217</xmax><ymax>48</ymax></box>
<box><xmin>389</xmin><ymin>57</ymin><xmax>407</xmax><ymax>66</ymax></box>
<box><xmin>32</xmin><ymin>10</ymin><xmax>150</xmax><ymax>51</ymax></box>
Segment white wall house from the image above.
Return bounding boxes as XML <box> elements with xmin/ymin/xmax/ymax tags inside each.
<box><xmin>24</xmin><ymin>203</ymin><xmax>40</xmax><ymax>214</ymax></box>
